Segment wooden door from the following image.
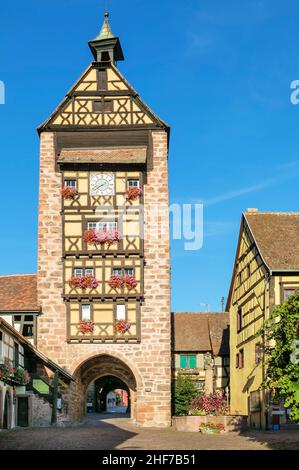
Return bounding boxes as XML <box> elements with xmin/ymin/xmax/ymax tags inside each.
<box><xmin>17</xmin><ymin>397</ymin><xmax>29</xmax><ymax>427</ymax></box>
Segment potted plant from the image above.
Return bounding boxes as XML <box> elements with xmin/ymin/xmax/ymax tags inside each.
<box><xmin>114</xmin><ymin>320</ymin><xmax>131</xmax><ymax>335</ymax></box>
<box><xmin>189</xmin><ymin>391</ymin><xmax>229</xmax><ymax>416</ymax></box>
<box><xmin>13</xmin><ymin>368</ymin><xmax>30</xmax><ymax>386</ymax></box>
<box><xmin>78</xmin><ymin>320</ymin><xmax>94</xmax><ymax>334</ymax></box>
<box><xmin>61</xmin><ymin>187</ymin><xmax>78</xmax><ymax>199</ymax></box>
<box><xmin>127</xmin><ymin>187</ymin><xmax>143</xmax><ymax>201</ymax></box>
<box><xmin>0</xmin><ymin>364</ymin><xmax>12</xmax><ymax>383</ymax></box>
<box><xmin>0</xmin><ymin>365</ymin><xmax>30</xmax><ymax>387</ymax></box>
<box><xmin>68</xmin><ymin>274</ymin><xmax>99</xmax><ymax>289</ymax></box>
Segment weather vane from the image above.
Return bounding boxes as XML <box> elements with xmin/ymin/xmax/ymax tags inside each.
<box><xmin>104</xmin><ymin>0</ymin><xmax>109</xmax><ymax>16</ymax></box>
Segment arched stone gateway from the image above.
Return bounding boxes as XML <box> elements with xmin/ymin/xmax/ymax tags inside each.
<box><xmin>93</xmin><ymin>376</ymin><xmax>129</xmax><ymax>413</ymax></box>
<box><xmin>64</xmin><ymin>354</ymin><xmax>140</xmax><ymax>422</ymax></box>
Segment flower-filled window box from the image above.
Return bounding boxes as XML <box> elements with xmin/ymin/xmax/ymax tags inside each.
<box><xmin>13</xmin><ymin>367</ymin><xmax>30</xmax><ymax>386</ymax></box>
<box><xmin>83</xmin><ymin>229</ymin><xmax>122</xmax><ymax>248</ymax></box>
<box><xmin>78</xmin><ymin>320</ymin><xmax>94</xmax><ymax>334</ymax></box>
<box><xmin>61</xmin><ymin>187</ymin><xmax>78</xmax><ymax>200</ymax></box>
<box><xmin>108</xmin><ymin>275</ymin><xmax>124</xmax><ymax>289</ymax></box>
<box><xmin>0</xmin><ymin>364</ymin><xmax>30</xmax><ymax>386</ymax></box>
<box><xmin>123</xmin><ymin>275</ymin><xmax>137</xmax><ymax>290</ymax></box>
<box><xmin>114</xmin><ymin>320</ymin><xmax>131</xmax><ymax>335</ymax></box>
<box><xmin>127</xmin><ymin>187</ymin><xmax>143</xmax><ymax>201</ymax></box>
<box><xmin>108</xmin><ymin>275</ymin><xmax>137</xmax><ymax>290</ymax></box>
<box><xmin>68</xmin><ymin>274</ymin><xmax>99</xmax><ymax>289</ymax></box>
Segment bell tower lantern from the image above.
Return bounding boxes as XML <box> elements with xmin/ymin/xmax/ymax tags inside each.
<box><xmin>88</xmin><ymin>12</ymin><xmax>124</xmax><ymax>64</ymax></box>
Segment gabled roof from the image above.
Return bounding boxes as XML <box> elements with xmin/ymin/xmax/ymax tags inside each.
<box><xmin>0</xmin><ymin>317</ymin><xmax>74</xmax><ymax>381</ymax></box>
<box><xmin>0</xmin><ymin>274</ymin><xmax>39</xmax><ymax>312</ymax></box>
<box><xmin>38</xmin><ymin>62</ymin><xmax>170</xmax><ymax>134</ymax></box>
<box><xmin>172</xmin><ymin>312</ymin><xmax>229</xmax><ymax>356</ymax></box>
<box><xmin>226</xmin><ymin>210</ymin><xmax>299</xmax><ymax>310</ymax></box>
<box><xmin>245</xmin><ymin>212</ymin><xmax>299</xmax><ymax>271</ymax></box>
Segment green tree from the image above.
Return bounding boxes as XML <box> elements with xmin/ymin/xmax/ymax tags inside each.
<box><xmin>173</xmin><ymin>374</ymin><xmax>199</xmax><ymax>416</ymax></box>
<box><xmin>260</xmin><ymin>292</ymin><xmax>299</xmax><ymax>423</ymax></box>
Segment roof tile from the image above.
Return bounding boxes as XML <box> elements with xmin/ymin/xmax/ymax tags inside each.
<box><xmin>0</xmin><ymin>274</ymin><xmax>38</xmax><ymax>312</ymax></box>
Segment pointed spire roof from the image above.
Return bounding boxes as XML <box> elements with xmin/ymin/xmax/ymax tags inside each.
<box><xmin>94</xmin><ymin>11</ymin><xmax>115</xmax><ymax>40</ymax></box>
<box><xmin>88</xmin><ymin>11</ymin><xmax>124</xmax><ymax>64</ymax></box>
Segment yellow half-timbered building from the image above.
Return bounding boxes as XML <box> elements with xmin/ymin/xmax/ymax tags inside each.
<box><xmin>227</xmin><ymin>209</ymin><xmax>299</xmax><ymax>429</ymax></box>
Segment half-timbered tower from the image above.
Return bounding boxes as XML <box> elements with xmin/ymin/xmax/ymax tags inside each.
<box><xmin>37</xmin><ymin>12</ymin><xmax>171</xmax><ymax>427</ymax></box>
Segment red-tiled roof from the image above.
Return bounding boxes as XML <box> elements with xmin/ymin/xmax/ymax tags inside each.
<box><xmin>0</xmin><ymin>274</ymin><xmax>39</xmax><ymax>312</ymax></box>
<box><xmin>245</xmin><ymin>212</ymin><xmax>299</xmax><ymax>271</ymax></box>
<box><xmin>172</xmin><ymin>312</ymin><xmax>229</xmax><ymax>355</ymax></box>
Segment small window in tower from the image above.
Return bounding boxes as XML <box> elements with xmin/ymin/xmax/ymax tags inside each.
<box><xmin>113</xmin><ymin>268</ymin><xmax>122</xmax><ymax>276</ymax></box>
<box><xmin>22</xmin><ymin>324</ymin><xmax>34</xmax><ymax>338</ymax></box>
<box><xmin>85</xmin><ymin>268</ymin><xmax>94</xmax><ymax>276</ymax></box>
<box><xmin>64</xmin><ymin>179</ymin><xmax>77</xmax><ymax>189</ymax></box>
<box><xmin>116</xmin><ymin>304</ymin><xmax>126</xmax><ymax>321</ymax></box>
<box><xmin>127</xmin><ymin>179</ymin><xmax>140</xmax><ymax>189</ymax></box>
<box><xmin>124</xmin><ymin>268</ymin><xmax>134</xmax><ymax>277</ymax></box>
<box><xmin>74</xmin><ymin>268</ymin><xmax>84</xmax><ymax>277</ymax></box>
<box><xmin>101</xmin><ymin>51</ymin><xmax>111</xmax><ymax>62</ymax></box>
<box><xmin>81</xmin><ymin>305</ymin><xmax>91</xmax><ymax>321</ymax></box>
<box><xmin>237</xmin><ymin>308</ymin><xmax>243</xmax><ymax>332</ymax></box>
<box><xmin>93</xmin><ymin>100</ymin><xmax>113</xmax><ymax>114</ymax></box>
<box><xmin>87</xmin><ymin>221</ymin><xmax>117</xmax><ymax>231</ymax></box>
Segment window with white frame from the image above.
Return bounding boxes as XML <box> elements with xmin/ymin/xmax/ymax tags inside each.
<box><xmin>127</xmin><ymin>179</ymin><xmax>140</xmax><ymax>188</ymax></box>
<box><xmin>81</xmin><ymin>304</ymin><xmax>91</xmax><ymax>321</ymax></box>
<box><xmin>87</xmin><ymin>221</ymin><xmax>117</xmax><ymax>231</ymax></box>
<box><xmin>112</xmin><ymin>268</ymin><xmax>134</xmax><ymax>277</ymax></box>
<box><xmin>74</xmin><ymin>268</ymin><xmax>94</xmax><ymax>277</ymax></box>
<box><xmin>64</xmin><ymin>179</ymin><xmax>77</xmax><ymax>188</ymax></box>
<box><xmin>116</xmin><ymin>304</ymin><xmax>126</xmax><ymax>321</ymax></box>
<box><xmin>112</xmin><ymin>268</ymin><xmax>122</xmax><ymax>276</ymax></box>
<box><xmin>124</xmin><ymin>268</ymin><xmax>134</xmax><ymax>277</ymax></box>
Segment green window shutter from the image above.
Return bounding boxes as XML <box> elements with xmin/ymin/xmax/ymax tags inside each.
<box><xmin>189</xmin><ymin>355</ymin><xmax>196</xmax><ymax>369</ymax></box>
<box><xmin>180</xmin><ymin>355</ymin><xmax>187</xmax><ymax>369</ymax></box>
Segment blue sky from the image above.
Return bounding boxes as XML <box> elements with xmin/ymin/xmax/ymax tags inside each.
<box><xmin>1</xmin><ymin>0</ymin><xmax>299</xmax><ymax>312</ymax></box>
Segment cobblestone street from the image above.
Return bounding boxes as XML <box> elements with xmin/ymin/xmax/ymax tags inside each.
<box><xmin>0</xmin><ymin>414</ymin><xmax>299</xmax><ymax>450</ymax></box>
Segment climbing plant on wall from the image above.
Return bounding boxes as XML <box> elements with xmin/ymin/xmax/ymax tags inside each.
<box><xmin>260</xmin><ymin>292</ymin><xmax>299</xmax><ymax>423</ymax></box>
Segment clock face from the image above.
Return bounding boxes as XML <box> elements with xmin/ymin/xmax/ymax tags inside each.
<box><xmin>90</xmin><ymin>173</ymin><xmax>115</xmax><ymax>196</ymax></box>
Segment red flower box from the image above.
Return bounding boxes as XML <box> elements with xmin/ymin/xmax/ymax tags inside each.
<box><xmin>108</xmin><ymin>275</ymin><xmax>124</xmax><ymax>289</ymax></box>
<box><xmin>123</xmin><ymin>275</ymin><xmax>138</xmax><ymax>290</ymax></box>
<box><xmin>83</xmin><ymin>229</ymin><xmax>122</xmax><ymax>247</ymax></box>
<box><xmin>78</xmin><ymin>321</ymin><xmax>94</xmax><ymax>334</ymax></box>
<box><xmin>114</xmin><ymin>320</ymin><xmax>131</xmax><ymax>334</ymax></box>
<box><xmin>0</xmin><ymin>364</ymin><xmax>30</xmax><ymax>386</ymax></box>
<box><xmin>61</xmin><ymin>187</ymin><xmax>78</xmax><ymax>199</ymax></box>
<box><xmin>68</xmin><ymin>274</ymin><xmax>99</xmax><ymax>289</ymax></box>
<box><xmin>127</xmin><ymin>187</ymin><xmax>143</xmax><ymax>201</ymax></box>
<box><xmin>108</xmin><ymin>275</ymin><xmax>137</xmax><ymax>290</ymax></box>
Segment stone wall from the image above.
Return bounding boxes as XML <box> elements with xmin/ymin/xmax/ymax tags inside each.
<box><xmin>30</xmin><ymin>394</ymin><xmax>52</xmax><ymax>427</ymax></box>
<box><xmin>172</xmin><ymin>415</ymin><xmax>248</xmax><ymax>433</ymax></box>
<box><xmin>37</xmin><ymin>130</ymin><xmax>171</xmax><ymax>428</ymax></box>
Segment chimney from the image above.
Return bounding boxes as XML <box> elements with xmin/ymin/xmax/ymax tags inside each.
<box><xmin>246</xmin><ymin>208</ymin><xmax>259</xmax><ymax>214</ymax></box>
